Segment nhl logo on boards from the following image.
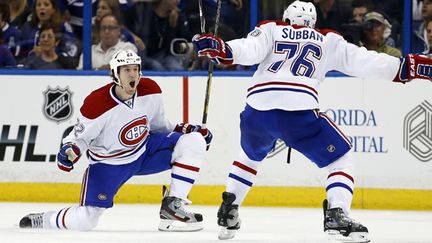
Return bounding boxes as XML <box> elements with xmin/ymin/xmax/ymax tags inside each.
<box><xmin>43</xmin><ymin>86</ymin><xmax>73</xmax><ymax>122</ymax></box>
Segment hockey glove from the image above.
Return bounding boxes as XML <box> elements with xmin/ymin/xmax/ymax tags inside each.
<box><xmin>57</xmin><ymin>143</ymin><xmax>81</xmax><ymax>172</ymax></box>
<box><xmin>174</xmin><ymin>123</ymin><xmax>213</xmax><ymax>150</ymax></box>
<box><xmin>394</xmin><ymin>54</ymin><xmax>432</xmax><ymax>83</ymax></box>
<box><xmin>192</xmin><ymin>34</ymin><xmax>233</xmax><ymax>65</ymax></box>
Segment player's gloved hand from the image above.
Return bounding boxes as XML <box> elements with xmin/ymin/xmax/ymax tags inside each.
<box><xmin>57</xmin><ymin>143</ymin><xmax>81</xmax><ymax>172</ymax></box>
<box><xmin>394</xmin><ymin>54</ymin><xmax>432</xmax><ymax>83</ymax></box>
<box><xmin>192</xmin><ymin>34</ymin><xmax>233</xmax><ymax>65</ymax></box>
<box><xmin>174</xmin><ymin>123</ymin><xmax>213</xmax><ymax>150</ymax></box>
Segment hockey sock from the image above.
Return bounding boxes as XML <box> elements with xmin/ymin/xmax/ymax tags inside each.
<box><xmin>325</xmin><ymin>151</ymin><xmax>355</xmax><ymax>214</ymax></box>
<box><xmin>47</xmin><ymin>206</ymin><xmax>105</xmax><ymax>231</ymax></box>
<box><xmin>170</xmin><ymin>133</ymin><xmax>206</xmax><ymax>201</ymax></box>
<box><xmin>226</xmin><ymin>149</ymin><xmax>260</xmax><ymax>205</ymax></box>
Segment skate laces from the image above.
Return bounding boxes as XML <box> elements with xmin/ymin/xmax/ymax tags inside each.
<box><xmin>330</xmin><ymin>208</ymin><xmax>361</xmax><ymax>227</ymax></box>
<box><xmin>172</xmin><ymin>198</ymin><xmax>194</xmax><ymax>217</ymax></box>
<box><xmin>29</xmin><ymin>213</ymin><xmax>44</xmax><ymax>228</ymax></box>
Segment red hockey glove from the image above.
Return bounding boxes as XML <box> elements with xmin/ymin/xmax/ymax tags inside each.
<box><xmin>394</xmin><ymin>54</ymin><xmax>432</xmax><ymax>83</ymax></box>
<box><xmin>174</xmin><ymin>123</ymin><xmax>213</xmax><ymax>150</ymax></box>
<box><xmin>192</xmin><ymin>34</ymin><xmax>233</xmax><ymax>65</ymax></box>
<box><xmin>57</xmin><ymin>143</ymin><xmax>81</xmax><ymax>172</ymax></box>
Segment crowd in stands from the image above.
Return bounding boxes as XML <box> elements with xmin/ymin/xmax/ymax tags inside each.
<box><xmin>0</xmin><ymin>0</ymin><xmax>426</xmax><ymax>70</ymax></box>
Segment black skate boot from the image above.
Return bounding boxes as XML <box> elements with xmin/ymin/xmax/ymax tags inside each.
<box><xmin>323</xmin><ymin>199</ymin><xmax>370</xmax><ymax>242</ymax></box>
<box><xmin>19</xmin><ymin>213</ymin><xmax>45</xmax><ymax>228</ymax></box>
<box><xmin>217</xmin><ymin>191</ymin><xmax>241</xmax><ymax>240</ymax></box>
<box><xmin>158</xmin><ymin>187</ymin><xmax>203</xmax><ymax>232</ymax></box>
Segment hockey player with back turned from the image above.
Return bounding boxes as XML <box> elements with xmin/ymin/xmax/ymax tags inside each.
<box><xmin>19</xmin><ymin>49</ymin><xmax>213</xmax><ymax>232</ymax></box>
<box><xmin>193</xmin><ymin>0</ymin><xmax>432</xmax><ymax>242</ymax></box>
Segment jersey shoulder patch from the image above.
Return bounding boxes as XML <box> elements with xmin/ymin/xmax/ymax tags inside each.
<box><xmin>137</xmin><ymin>77</ymin><xmax>162</xmax><ymax>97</ymax></box>
<box><xmin>80</xmin><ymin>83</ymin><xmax>117</xmax><ymax>119</ymax></box>
<box><xmin>256</xmin><ymin>20</ymin><xmax>288</xmax><ymax>27</ymax></box>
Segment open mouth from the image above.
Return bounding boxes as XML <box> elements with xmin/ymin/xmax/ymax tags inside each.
<box><xmin>129</xmin><ymin>80</ymin><xmax>135</xmax><ymax>88</ymax></box>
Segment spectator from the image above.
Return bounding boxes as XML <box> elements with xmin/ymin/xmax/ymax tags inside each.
<box><xmin>351</xmin><ymin>0</ymin><xmax>374</xmax><ymax>23</ymax></box>
<box><xmin>94</xmin><ymin>0</ymin><xmax>145</xmax><ymax>51</ymax></box>
<box><xmin>371</xmin><ymin>0</ymin><xmax>402</xmax><ymax>48</ymax></box>
<box><xmin>22</xmin><ymin>23</ymin><xmax>74</xmax><ymax>69</ymax></box>
<box><xmin>0</xmin><ymin>32</ymin><xmax>17</xmax><ymax>67</ymax></box>
<box><xmin>199</xmin><ymin>0</ymin><xmax>246</xmax><ymax>39</ymax></box>
<box><xmin>0</xmin><ymin>1</ymin><xmax>22</xmax><ymax>57</ymax></box>
<box><xmin>77</xmin><ymin>14</ymin><xmax>137</xmax><ymax>70</ymax></box>
<box><xmin>19</xmin><ymin>0</ymin><xmax>81</xmax><ymax>66</ymax></box>
<box><xmin>360</xmin><ymin>11</ymin><xmax>401</xmax><ymax>57</ymax></box>
<box><xmin>422</xmin><ymin>18</ymin><xmax>432</xmax><ymax>56</ymax></box>
<box><xmin>413</xmin><ymin>0</ymin><xmax>432</xmax><ymax>53</ymax></box>
<box><xmin>57</xmin><ymin>0</ymin><xmax>98</xmax><ymax>40</ymax></box>
<box><xmin>57</xmin><ymin>0</ymin><xmax>130</xmax><ymax>41</ymax></box>
<box><xmin>1</xmin><ymin>0</ymin><xmax>31</xmax><ymax>28</ymax></box>
<box><xmin>126</xmin><ymin>0</ymin><xmax>193</xmax><ymax>70</ymax></box>
<box><xmin>314</xmin><ymin>0</ymin><xmax>352</xmax><ymax>32</ymax></box>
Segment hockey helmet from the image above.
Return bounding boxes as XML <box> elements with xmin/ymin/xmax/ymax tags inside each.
<box><xmin>283</xmin><ymin>0</ymin><xmax>317</xmax><ymax>28</ymax></box>
<box><xmin>109</xmin><ymin>49</ymin><xmax>142</xmax><ymax>85</ymax></box>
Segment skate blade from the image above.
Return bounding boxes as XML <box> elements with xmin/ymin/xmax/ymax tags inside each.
<box><xmin>325</xmin><ymin>230</ymin><xmax>370</xmax><ymax>243</ymax></box>
<box><xmin>158</xmin><ymin>219</ymin><xmax>203</xmax><ymax>232</ymax></box>
<box><xmin>218</xmin><ymin>226</ymin><xmax>237</xmax><ymax>240</ymax></box>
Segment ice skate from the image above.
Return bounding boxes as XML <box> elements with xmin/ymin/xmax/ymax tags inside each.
<box><xmin>19</xmin><ymin>213</ymin><xmax>45</xmax><ymax>229</ymax></box>
<box><xmin>158</xmin><ymin>194</ymin><xmax>203</xmax><ymax>232</ymax></box>
<box><xmin>217</xmin><ymin>192</ymin><xmax>241</xmax><ymax>240</ymax></box>
<box><xmin>323</xmin><ymin>199</ymin><xmax>370</xmax><ymax>243</ymax></box>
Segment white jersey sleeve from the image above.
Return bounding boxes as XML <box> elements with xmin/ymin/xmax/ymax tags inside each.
<box><xmin>227</xmin><ymin>24</ymin><xmax>273</xmax><ymax>65</ymax></box>
<box><xmin>325</xmin><ymin>32</ymin><xmax>400</xmax><ymax>80</ymax></box>
<box><xmin>63</xmin><ymin>115</ymin><xmax>103</xmax><ymax>154</ymax></box>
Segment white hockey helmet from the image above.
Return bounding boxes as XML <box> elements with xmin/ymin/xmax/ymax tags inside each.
<box><xmin>109</xmin><ymin>49</ymin><xmax>142</xmax><ymax>85</ymax></box>
<box><xmin>283</xmin><ymin>0</ymin><xmax>317</xmax><ymax>28</ymax></box>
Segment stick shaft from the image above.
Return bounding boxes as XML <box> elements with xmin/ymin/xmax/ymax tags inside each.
<box><xmin>201</xmin><ymin>0</ymin><xmax>222</xmax><ymax>127</ymax></box>
<box><xmin>198</xmin><ymin>0</ymin><xmax>205</xmax><ymax>34</ymax></box>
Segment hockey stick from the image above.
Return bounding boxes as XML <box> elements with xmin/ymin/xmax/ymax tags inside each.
<box><xmin>200</xmin><ymin>0</ymin><xmax>222</xmax><ymax>128</ymax></box>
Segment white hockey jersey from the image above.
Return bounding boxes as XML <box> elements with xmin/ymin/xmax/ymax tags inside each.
<box><xmin>227</xmin><ymin>20</ymin><xmax>401</xmax><ymax>111</ymax></box>
<box><xmin>63</xmin><ymin>78</ymin><xmax>175</xmax><ymax>165</ymax></box>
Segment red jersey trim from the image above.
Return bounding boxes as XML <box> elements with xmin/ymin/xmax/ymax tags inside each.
<box><xmin>318</xmin><ymin>28</ymin><xmax>341</xmax><ymax>36</ymax></box>
<box><xmin>256</xmin><ymin>20</ymin><xmax>289</xmax><ymax>27</ymax></box>
<box><xmin>137</xmin><ymin>77</ymin><xmax>162</xmax><ymax>97</ymax></box>
<box><xmin>80</xmin><ymin>83</ymin><xmax>117</xmax><ymax>120</ymax></box>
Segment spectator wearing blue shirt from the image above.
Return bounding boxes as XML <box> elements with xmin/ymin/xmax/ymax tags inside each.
<box><xmin>0</xmin><ymin>1</ymin><xmax>22</xmax><ymax>57</ymax></box>
<box><xmin>0</xmin><ymin>32</ymin><xmax>17</xmax><ymax>68</ymax></box>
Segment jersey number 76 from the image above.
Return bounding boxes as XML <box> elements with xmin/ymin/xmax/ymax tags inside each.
<box><xmin>268</xmin><ymin>41</ymin><xmax>322</xmax><ymax>78</ymax></box>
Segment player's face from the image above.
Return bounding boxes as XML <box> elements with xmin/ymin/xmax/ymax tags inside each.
<box><xmin>118</xmin><ymin>64</ymin><xmax>140</xmax><ymax>95</ymax></box>
<box><xmin>36</xmin><ymin>0</ymin><xmax>55</xmax><ymax>22</ymax></box>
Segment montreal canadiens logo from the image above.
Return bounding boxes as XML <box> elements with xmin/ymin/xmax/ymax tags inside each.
<box><xmin>119</xmin><ymin>116</ymin><xmax>149</xmax><ymax>147</ymax></box>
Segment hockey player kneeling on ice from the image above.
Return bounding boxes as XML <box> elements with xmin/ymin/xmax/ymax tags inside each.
<box><xmin>19</xmin><ymin>49</ymin><xmax>212</xmax><ymax>232</ymax></box>
<box><xmin>193</xmin><ymin>0</ymin><xmax>432</xmax><ymax>242</ymax></box>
